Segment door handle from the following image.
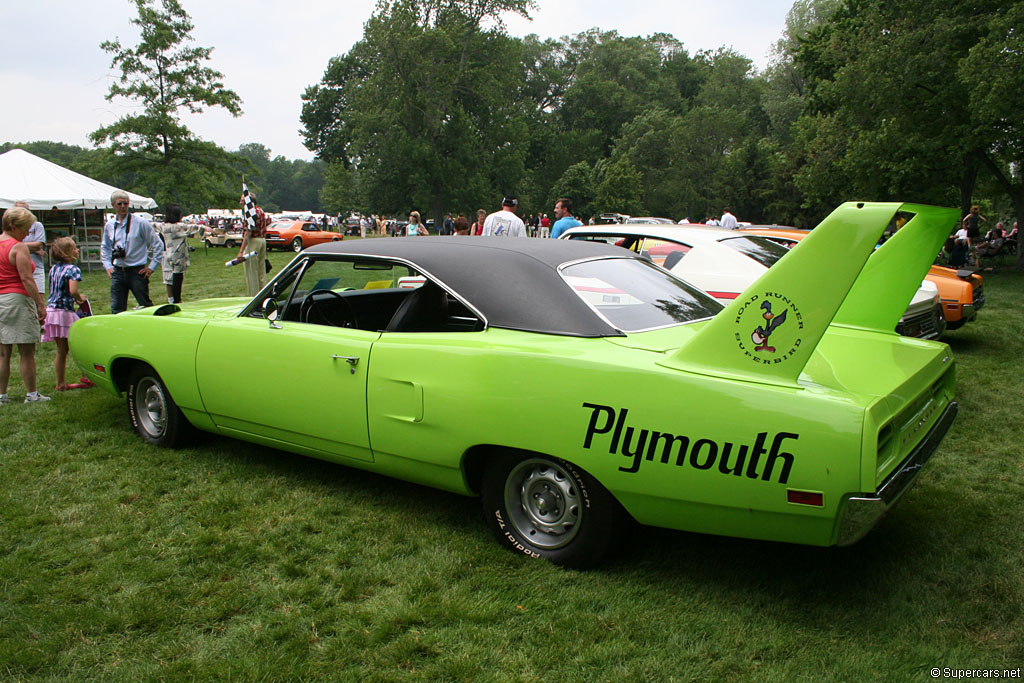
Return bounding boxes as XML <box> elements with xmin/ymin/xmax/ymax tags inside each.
<box><xmin>330</xmin><ymin>355</ymin><xmax>359</xmax><ymax>374</ymax></box>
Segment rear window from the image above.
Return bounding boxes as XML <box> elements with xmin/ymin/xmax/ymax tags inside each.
<box><xmin>718</xmin><ymin>236</ymin><xmax>789</xmax><ymax>268</ymax></box>
<box><xmin>560</xmin><ymin>258</ymin><xmax>722</xmax><ymax>332</ymax></box>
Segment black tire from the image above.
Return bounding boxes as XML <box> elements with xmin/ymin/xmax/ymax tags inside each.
<box><xmin>227</xmin><ymin>240</ymin><xmax>239</xmax><ymax>249</ymax></box>
<box><xmin>482</xmin><ymin>452</ymin><xmax>623</xmax><ymax>568</ymax></box>
<box><xmin>291</xmin><ymin>237</ymin><xmax>303</xmax><ymax>252</ymax></box>
<box><xmin>204</xmin><ymin>239</ymin><xmax>213</xmax><ymax>248</ymax></box>
<box><xmin>126</xmin><ymin>367</ymin><xmax>192</xmax><ymax>447</ymax></box>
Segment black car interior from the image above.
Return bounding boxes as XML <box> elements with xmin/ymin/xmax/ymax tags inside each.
<box><xmin>278</xmin><ymin>285</ymin><xmax>483</xmax><ymax>333</ymax></box>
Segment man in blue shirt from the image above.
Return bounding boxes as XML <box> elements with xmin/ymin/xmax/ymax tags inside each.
<box><xmin>100</xmin><ymin>190</ymin><xmax>164</xmax><ymax>314</ymax></box>
<box><xmin>550</xmin><ymin>197</ymin><xmax>582</xmax><ymax>239</ymax></box>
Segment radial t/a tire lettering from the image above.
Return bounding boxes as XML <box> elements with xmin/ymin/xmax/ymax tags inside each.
<box><xmin>481</xmin><ymin>452</ymin><xmax>623</xmax><ymax>568</ymax></box>
<box><xmin>126</xmin><ymin>367</ymin><xmax>192</xmax><ymax>448</ymax></box>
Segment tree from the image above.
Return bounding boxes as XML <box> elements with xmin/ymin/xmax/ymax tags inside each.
<box><xmin>595</xmin><ymin>157</ymin><xmax>644</xmax><ymax>217</ymax></box>
<box><xmin>549</xmin><ymin>161</ymin><xmax>597</xmax><ymax>220</ymax></box>
<box><xmin>790</xmin><ymin>0</ymin><xmax>1006</xmax><ymax>218</ymax></box>
<box><xmin>90</xmin><ymin>0</ymin><xmax>242</xmax><ymax>210</ymax></box>
<box><xmin>301</xmin><ymin>0</ymin><xmax>535</xmax><ymax>225</ymax></box>
<box><xmin>611</xmin><ymin>108</ymin><xmax>685</xmax><ymax>218</ymax></box>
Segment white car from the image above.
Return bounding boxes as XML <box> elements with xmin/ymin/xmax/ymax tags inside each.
<box><xmin>560</xmin><ymin>224</ymin><xmax>946</xmax><ymax>340</ymax></box>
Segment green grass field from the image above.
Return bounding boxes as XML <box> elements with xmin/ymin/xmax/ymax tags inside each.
<box><xmin>2</xmin><ymin>241</ymin><xmax>1022</xmax><ymax>680</ymax></box>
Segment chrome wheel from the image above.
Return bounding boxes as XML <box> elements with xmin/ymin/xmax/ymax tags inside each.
<box><xmin>503</xmin><ymin>458</ymin><xmax>581</xmax><ymax>550</ymax></box>
<box><xmin>135</xmin><ymin>376</ymin><xmax>167</xmax><ymax>439</ymax></box>
<box><xmin>291</xmin><ymin>238</ymin><xmax>303</xmax><ymax>252</ymax></box>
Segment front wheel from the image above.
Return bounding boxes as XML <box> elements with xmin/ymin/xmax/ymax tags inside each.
<box><xmin>482</xmin><ymin>452</ymin><xmax>624</xmax><ymax>568</ymax></box>
<box><xmin>126</xmin><ymin>367</ymin><xmax>192</xmax><ymax>447</ymax></box>
<box><xmin>291</xmin><ymin>237</ymin><xmax>303</xmax><ymax>252</ymax></box>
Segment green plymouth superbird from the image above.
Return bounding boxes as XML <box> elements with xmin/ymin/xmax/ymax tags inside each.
<box><xmin>70</xmin><ymin>202</ymin><xmax>958</xmax><ymax>567</ymax></box>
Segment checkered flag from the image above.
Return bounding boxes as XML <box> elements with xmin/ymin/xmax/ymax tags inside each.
<box><xmin>242</xmin><ymin>181</ymin><xmax>257</xmax><ymax>232</ymax></box>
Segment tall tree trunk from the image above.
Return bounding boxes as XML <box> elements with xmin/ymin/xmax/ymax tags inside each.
<box><xmin>959</xmin><ymin>152</ymin><xmax>979</xmax><ymax>217</ymax></box>
<box><xmin>432</xmin><ymin>187</ymin><xmax>443</xmax><ymax>236</ymax></box>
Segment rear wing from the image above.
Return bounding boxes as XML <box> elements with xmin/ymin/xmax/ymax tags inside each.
<box><xmin>831</xmin><ymin>203</ymin><xmax>958</xmax><ymax>333</ymax></box>
<box><xmin>658</xmin><ymin>202</ymin><xmax>958</xmax><ymax>387</ymax></box>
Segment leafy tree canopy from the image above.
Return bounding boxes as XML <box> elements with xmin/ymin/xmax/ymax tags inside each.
<box><xmin>90</xmin><ymin>0</ymin><xmax>243</xmax><ymax>209</ymax></box>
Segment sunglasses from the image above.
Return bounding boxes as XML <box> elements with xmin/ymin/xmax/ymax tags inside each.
<box><xmin>114</xmin><ymin>201</ymin><xmax>129</xmax><ymax>206</ymax></box>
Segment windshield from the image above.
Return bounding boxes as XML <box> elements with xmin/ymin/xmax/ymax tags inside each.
<box><xmin>718</xmin><ymin>236</ymin><xmax>789</xmax><ymax>268</ymax></box>
<box><xmin>560</xmin><ymin>258</ymin><xmax>722</xmax><ymax>332</ymax></box>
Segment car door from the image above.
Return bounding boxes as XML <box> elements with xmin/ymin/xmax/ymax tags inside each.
<box><xmin>302</xmin><ymin>222</ymin><xmax>325</xmax><ymax>246</ymax></box>
<box><xmin>195</xmin><ymin>319</ymin><xmax>376</xmax><ymax>462</ymax></box>
<box><xmin>194</xmin><ymin>255</ymin><xmax>385</xmax><ymax>463</ymax></box>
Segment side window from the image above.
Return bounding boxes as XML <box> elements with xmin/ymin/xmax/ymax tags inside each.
<box><xmin>250</xmin><ymin>256</ymin><xmax>483</xmax><ymax>332</ymax></box>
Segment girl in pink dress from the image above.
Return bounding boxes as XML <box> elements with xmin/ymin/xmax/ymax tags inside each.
<box><xmin>41</xmin><ymin>237</ymin><xmax>93</xmax><ymax>391</ymax></box>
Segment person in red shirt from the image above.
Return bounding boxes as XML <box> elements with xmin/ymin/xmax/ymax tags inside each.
<box><xmin>0</xmin><ymin>207</ymin><xmax>49</xmax><ymax>403</ymax></box>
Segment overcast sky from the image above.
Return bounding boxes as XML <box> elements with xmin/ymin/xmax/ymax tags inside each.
<box><xmin>1</xmin><ymin>0</ymin><xmax>794</xmax><ymax>161</ymax></box>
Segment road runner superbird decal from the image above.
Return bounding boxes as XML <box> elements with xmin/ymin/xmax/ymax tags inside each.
<box><xmin>733</xmin><ymin>292</ymin><xmax>804</xmax><ymax>364</ymax></box>
<box><xmin>582</xmin><ymin>402</ymin><xmax>798</xmax><ymax>482</ymax></box>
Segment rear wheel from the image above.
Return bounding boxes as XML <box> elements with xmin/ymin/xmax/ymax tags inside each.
<box><xmin>482</xmin><ymin>452</ymin><xmax>624</xmax><ymax>568</ymax></box>
<box><xmin>291</xmin><ymin>237</ymin><xmax>303</xmax><ymax>252</ymax></box>
<box><xmin>126</xmin><ymin>367</ymin><xmax>192</xmax><ymax>447</ymax></box>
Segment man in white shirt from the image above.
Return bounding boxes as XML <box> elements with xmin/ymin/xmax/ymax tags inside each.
<box><xmin>482</xmin><ymin>196</ymin><xmax>527</xmax><ymax>237</ymax></box>
<box><xmin>720</xmin><ymin>207</ymin><xmax>738</xmax><ymax>230</ymax></box>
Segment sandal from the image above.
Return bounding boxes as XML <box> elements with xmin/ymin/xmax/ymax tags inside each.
<box><xmin>77</xmin><ymin>377</ymin><xmax>96</xmax><ymax>388</ymax></box>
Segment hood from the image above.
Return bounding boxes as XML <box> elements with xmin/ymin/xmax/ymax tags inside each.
<box><xmin>129</xmin><ymin>297</ymin><xmax>251</xmax><ymax>320</ymax></box>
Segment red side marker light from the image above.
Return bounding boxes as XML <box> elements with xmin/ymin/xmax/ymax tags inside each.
<box><xmin>787</xmin><ymin>490</ymin><xmax>824</xmax><ymax>507</ymax></box>
<box><xmin>94</xmin><ymin>364</ymin><xmax>106</xmax><ymax>374</ymax></box>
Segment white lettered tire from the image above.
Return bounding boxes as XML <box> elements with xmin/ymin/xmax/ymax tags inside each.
<box><xmin>482</xmin><ymin>452</ymin><xmax>624</xmax><ymax>568</ymax></box>
<box><xmin>126</xmin><ymin>367</ymin><xmax>193</xmax><ymax>448</ymax></box>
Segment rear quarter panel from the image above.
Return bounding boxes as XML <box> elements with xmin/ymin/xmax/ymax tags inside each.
<box><xmin>366</xmin><ymin>328</ymin><xmax>867</xmax><ymax>546</ymax></box>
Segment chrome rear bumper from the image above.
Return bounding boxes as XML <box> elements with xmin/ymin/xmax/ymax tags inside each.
<box><xmin>835</xmin><ymin>401</ymin><xmax>958</xmax><ymax>546</ymax></box>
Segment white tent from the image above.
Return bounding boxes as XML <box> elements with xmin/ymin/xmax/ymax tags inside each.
<box><xmin>0</xmin><ymin>148</ymin><xmax>157</xmax><ymax>211</ymax></box>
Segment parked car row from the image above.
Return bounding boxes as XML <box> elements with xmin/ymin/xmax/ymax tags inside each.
<box><xmin>560</xmin><ymin>220</ymin><xmax>981</xmax><ymax>340</ymax></box>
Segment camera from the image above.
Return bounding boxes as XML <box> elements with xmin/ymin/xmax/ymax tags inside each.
<box><xmin>112</xmin><ymin>246</ymin><xmax>126</xmax><ymax>260</ymax></box>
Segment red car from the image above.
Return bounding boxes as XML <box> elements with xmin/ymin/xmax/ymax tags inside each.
<box><xmin>265</xmin><ymin>220</ymin><xmax>343</xmax><ymax>252</ymax></box>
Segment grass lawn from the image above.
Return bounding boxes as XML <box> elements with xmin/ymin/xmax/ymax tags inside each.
<box><xmin>2</xmin><ymin>241</ymin><xmax>1022</xmax><ymax>680</ymax></box>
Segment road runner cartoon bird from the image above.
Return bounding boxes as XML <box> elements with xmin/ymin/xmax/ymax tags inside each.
<box><xmin>752</xmin><ymin>300</ymin><xmax>787</xmax><ymax>352</ymax></box>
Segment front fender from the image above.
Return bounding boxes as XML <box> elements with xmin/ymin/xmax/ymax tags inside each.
<box><xmin>69</xmin><ymin>313</ymin><xmax>208</xmax><ymax>416</ymax></box>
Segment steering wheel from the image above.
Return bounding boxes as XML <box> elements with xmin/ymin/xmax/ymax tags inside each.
<box><xmin>299</xmin><ymin>290</ymin><xmax>360</xmax><ymax>328</ymax></box>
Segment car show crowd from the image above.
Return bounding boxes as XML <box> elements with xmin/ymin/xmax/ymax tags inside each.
<box><xmin>0</xmin><ymin>188</ymin><xmax>1019</xmax><ymax>407</ymax></box>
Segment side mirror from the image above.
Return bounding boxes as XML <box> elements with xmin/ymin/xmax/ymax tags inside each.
<box><xmin>262</xmin><ymin>298</ymin><xmax>282</xmax><ymax>329</ymax></box>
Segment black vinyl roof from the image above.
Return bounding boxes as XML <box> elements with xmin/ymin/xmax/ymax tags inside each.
<box><xmin>305</xmin><ymin>237</ymin><xmax>632</xmax><ymax>336</ymax></box>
